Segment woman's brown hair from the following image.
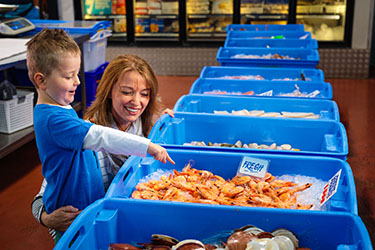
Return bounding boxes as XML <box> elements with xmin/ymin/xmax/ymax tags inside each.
<box><xmin>84</xmin><ymin>54</ymin><xmax>161</xmax><ymax>136</ymax></box>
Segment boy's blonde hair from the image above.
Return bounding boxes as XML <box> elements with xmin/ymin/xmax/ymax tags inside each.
<box><xmin>26</xmin><ymin>29</ymin><xmax>81</xmax><ymax>87</ymax></box>
<box><xmin>84</xmin><ymin>54</ymin><xmax>162</xmax><ymax>136</ymax></box>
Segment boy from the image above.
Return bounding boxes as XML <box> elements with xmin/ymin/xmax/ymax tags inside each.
<box><xmin>26</xmin><ymin>29</ymin><xmax>173</xmax><ymax>223</ymax></box>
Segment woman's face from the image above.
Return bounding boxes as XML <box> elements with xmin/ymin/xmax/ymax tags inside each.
<box><xmin>111</xmin><ymin>70</ymin><xmax>150</xmax><ymax>130</ymax></box>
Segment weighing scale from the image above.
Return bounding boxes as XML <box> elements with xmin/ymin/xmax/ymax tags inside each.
<box><xmin>0</xmin><ymin>4</ymin><xmax>35</xmax><ymax>36</ymax></box>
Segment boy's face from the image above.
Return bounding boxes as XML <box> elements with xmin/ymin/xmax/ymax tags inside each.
<box><xmin>111</xmin><ymin>70</ymin><xmax>150</xmax><ymax>130</ymax></box>
<box><xmin>43</xmin><ymin>55</ymin><xmax>81</xmax><ymax>106</ymax></box>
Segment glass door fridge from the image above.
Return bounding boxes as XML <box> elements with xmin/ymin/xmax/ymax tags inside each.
<box><xmin>133</xmin><ymin>0</ymin><xmax>179</xmax><ymax>41</ymax></box>
<box><xmin>82</xmin><ymin>0</ymin><xmax>127</xmax><ymax>41</ymax></box>
<box><xmin>296</xmin><ymin>0</ymin><xmax>349</xmax><ymax>42</ymax></box>
<box><xmin>240</xmin><ymin>0</ymin><xmax>289</xmax><ymax>25</ymax></box>
<box><xmin>186</xmin><ymin>0</ymin><xmax>233</xmax><ymax>41</ymax></box>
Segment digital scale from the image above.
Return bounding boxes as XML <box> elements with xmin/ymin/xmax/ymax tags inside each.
<box><xmin>0</xmin><ymin>17</ymin><xmax>35</xmax><ymax>36</ymax></box>
<box><xmin>0</xmin><ymin>4</ymin><xmax>35</xmax><ymax>36</ymax></box>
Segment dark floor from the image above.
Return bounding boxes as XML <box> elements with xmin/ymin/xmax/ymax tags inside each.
<box><xmin>0</xmin><ymin>76</ymin><xmax>374</xmax><ymax>249</ymax></box>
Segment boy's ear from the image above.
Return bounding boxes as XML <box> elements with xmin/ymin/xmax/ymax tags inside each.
<box><xmin>34</xmin><ymin>73</ymin><xmax>46</xmax><ymax>89</ymax></box>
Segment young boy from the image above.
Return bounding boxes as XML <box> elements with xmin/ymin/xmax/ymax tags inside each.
<box><xmin>26</xmin><ymin>29</ymin><xmax>173</xmax><ymax>220</ymax></box>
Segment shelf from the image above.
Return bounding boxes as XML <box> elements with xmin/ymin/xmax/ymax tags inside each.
<box><xmin>296</xmin><ymin>14</ymin><xmax>341</xmax><ymax>20</ymax></box>
<box><xmin>84</xmin><ymin>14</ymin><xmax>127</xmax><ymax>19</ymax></box>
<box><xmin>112</xmin><ymin>33</ymin><xmax>127</xmax><ymax>37</ymax></box>
<box><xmin>188</xmin><ymin>14</ymin><xmax>233</xmax><ymax>19</ymax></box>
<box><xmin>135</xmin><ymin>14</ymin><xmax>178</xmax><ymax>19</ymax></box>
<box><xmin>242</xmin><ymin>14</ymin><xmax>288</xmax><ymax>20</ymax></box>
<box><xmin>0</xmin><ymin>126</ymin><xmax>34</xmax><ymax>159</ymax></box>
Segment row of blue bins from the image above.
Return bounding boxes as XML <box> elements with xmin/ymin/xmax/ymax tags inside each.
<box><xmin>54</xmin><ymin>24</ymin><xmax>373</xmax><ymax>250</ymax></box>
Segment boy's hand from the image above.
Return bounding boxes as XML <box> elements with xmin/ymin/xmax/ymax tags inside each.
<box><xmin>147</xmin><ymin>142</ymin><xmax>175</xmax><ymax>164</ymax></box>
<box><xmin>41</xmin><ymin>205</ymin><xmax>81</xmax><ymax>232</ymax></box>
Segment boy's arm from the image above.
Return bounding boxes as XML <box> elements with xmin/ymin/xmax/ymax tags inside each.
<box><xmin>83</xmin><ymin>124</ymin><xmax>150</xmax><ymax>156</ymax></box>
<box><xmin>84</xmin><ymin>124</ymin><xmax>174</xmax><ymax>164</ymax></box>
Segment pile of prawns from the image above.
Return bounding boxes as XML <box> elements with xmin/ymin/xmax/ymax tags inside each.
<box><xmin>132</xmin><ymin>163</ymin><xmax>313</xmax><ymax>210</ymax></box>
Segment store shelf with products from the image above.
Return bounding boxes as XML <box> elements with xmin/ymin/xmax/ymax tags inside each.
<box><xmin>186</xmin><ymin>0</ymin><xmax>233</xmax><ymax>41</ymax></box>
<box><xmin>79</xmin><ymin>0</ymin><xmax>353</xmax><ymax>46</ymax></box>
<box><xmin>82</xmin><ymin>0</ymin><xmax>127</xmax><ymax>41</ymax></box>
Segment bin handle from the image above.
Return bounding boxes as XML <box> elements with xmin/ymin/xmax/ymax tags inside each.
<box><xmin>89</xmin><ymin>30</ymin><xmax>112</xmax><ymax>43</ymax></box>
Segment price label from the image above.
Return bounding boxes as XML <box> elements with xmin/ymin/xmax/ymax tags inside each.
<box><xmin>319</xmin><ymin>169</ymin><xmax>342</xmax><ymax>207</ymax></box>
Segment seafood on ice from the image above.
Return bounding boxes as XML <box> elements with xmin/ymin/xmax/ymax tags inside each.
<box><xmin>183</xmin><ymin>140</ymin><xmax>299</xmax><ymax>151</ymax></box>
<box><xmin>131</xmin><ymin>164</ymin><xmax>313</xmax><ymax>210</ymax></box>
<box><xmin>213</xmin><ymin>109</ymin><xmax>320</xmax><ymax>119</ymax></box>
<box><xmin>203</xmin><ymin>85</ymin><xmax>320</xmax><ymax>98</ymax></box>
<box><xmin>231</xmin><ymin>53</ymin><xmax>300</xmax><ymax>60</ymax></box>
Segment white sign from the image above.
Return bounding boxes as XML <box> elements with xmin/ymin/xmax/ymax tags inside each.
<box><xmin>258</xmin><ymin>90</ymin><xmax>273</xmax><ymax>96</ymax></box>
<box><xmin>237</xmin><ymin>156</ymin><xmax>270</xmax><ymax>179</ymax></box>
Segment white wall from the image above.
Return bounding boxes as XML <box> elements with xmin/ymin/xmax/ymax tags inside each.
<box><xmin>352</xmin><ymin>0</ymin><xmax>374</xmax><ymax>49</ymax></box>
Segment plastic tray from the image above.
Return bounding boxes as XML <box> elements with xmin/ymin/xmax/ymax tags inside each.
<box><xmin>226</xmin><ymin>24</ymin><xmax>306</xmax><ymax>32</ymax></box>
<box><xmin>174</xmin><ymin>94</ymin><xmax>340</xmax><ymax>121</ymax></box>
<box><xmin>217</xmin><ymin>47</ymin><xmax>319</xmax><ymax>68</ymax></box>
<box><xmin>200</xmin><ymin>66</ymin><xmax>325</xmax><ymax>82</ymax></box>
<box><xmin>29</xmin><ymin>19</ymin><xmax>111</xmax><ymax>37</ymax></box>
<box><xmin>227</xmin><ymin>30</ymin><xmax>312</xmax><ymax>40</ymax></box>
<box><xmin>189</xmin><ymin>78</ymin><xmax>332</xmax><ymax>100</ymax></box>
<box><xmin>106</xmin><ymin>149</ymin><xmax>355</xmax><ymax>213</ymax></box>
<box><xmin>54</xmin><ymin>198</ymin><xmax>372</xmax><ymax>250</ymax></box>
<box><xmin>149</xmin><ymin>112</ymin><xmax>348</xmax><ymax>159</ymax></box>
<box><xmin>224</xmin><ymin>38</ymin><xmax>318</xmax><ymax>49</ymax></box>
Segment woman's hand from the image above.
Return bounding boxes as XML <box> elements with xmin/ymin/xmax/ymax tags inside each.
<box><xmin>147</xmin><ymin>142</ymin><xmax>175</xmax><ymax>165</ymax></box>
<box><xmin>41</xmin><ymin>205</ymin><xmax>81</xmax><ymax>232</ymax></box>
<box><xmin>162</xmin><ymin>108</ymin><xmax>174</xmax><ymax>118</ymax></box>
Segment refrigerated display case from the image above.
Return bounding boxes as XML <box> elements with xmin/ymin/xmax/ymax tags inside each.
<box><xmin>186</xmin><ymin>0</ymin><xmax>233</xmax><ymax>41</ymax></box>
<box><xmin>79</xmin><ymin>0</ymin><xmax>353</xmax><ymax>45</ymax></box>
<box><xmin>240</xmin><ymin>0</ymin><xmax>289</xmax><ymax>25</ymax></box>
<box><xmin>134</xmin><ymin>0</ymin><xmax>180</xmax><ymax>41</ymax></box>
<box><xmin>296</xmin><ymin>0</ymin><xmax>348</xmax><ymax>42</ymax></box>
<box><xmin>82</xmin><ymin>0</ymin><xmax>127</xmax><ymax>41</ymax></box>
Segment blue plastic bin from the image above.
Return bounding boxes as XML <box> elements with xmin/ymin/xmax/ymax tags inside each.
<box><xmin>227</xmin><ymin>30</ymin><xmax>312</xmax><ymax>40</ymax></box>
<box><xmin>226</xmin><ymin>24</ymin><xmax>306</xmax><ymax>32</ymax></box>
<box><xmin>224</xmin><ymin>38</ymin><xmax>318</xmax><ymax>49</ymax></box>
<box><xmin>189</xmin><ymin>78</ymin><xmax>332</xmax><ymax>100</ymax></box>
<box><xmin>200</xmin><ymin>66</ymin><xmax>325</xmax><ymax>82</ymax></box>
<box><xmin>149</xmin><ymin>113</ymin><xmax>347</xmax><ymax>159</ymax></box>
<box><xmin>217</xmin><ymin>47</ymin><xmax>320</xmax><ymax>68</ymax></box>
<box><xmin>75</xmin><ymin>62</ymin><xmax>109</xmax><ymax>108</ymax></box>
<box><xmin>106</xmin><ymin>149</ymin><xmax>355</xmax><ymax>213</ymax></box>
<box><xmin>174</xmin><ymin>94</ymin><xmax>340</xmax><ymax>121</ymax></box>
<box><xmin>54</xmin><ymin>198</ymin><xmax>371</xmax><ymax>250</ymax></box>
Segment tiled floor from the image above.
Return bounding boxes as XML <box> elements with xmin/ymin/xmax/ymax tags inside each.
<box><xmin>0</xmin><ymin>76</ymin><xmax>374</xmax><ymax>249</ymax></box>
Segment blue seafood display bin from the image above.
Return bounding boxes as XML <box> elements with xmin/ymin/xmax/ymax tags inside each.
<box><xmin>106</xmin><ymin>149</ymin><xmax>355</xmax><ymax>213</ymax></box>
<box><xmin>174</xmin><ymin>94</ymin><xmax>340</xmax><ymax>121</ymax></box>
<box><xmin>200</xmin><ymin>66</ymin><xmax>325</xmax><ymax>82</ymax></box>
<box><xmin>226</xmin><ymin>30</ymin><xmax>312</xmax><ymax>40</ymax></box>
<box><xmin>216</xmin><ymin>47</ymin><xmax>319</xmax><ymax>68</ymax></box>
<box><xmin>224</xmin><ymin>38</ymin><xmax>318</xmax><ymax>49</ymax></box>
<box><xmin>189</xmin><ymin>78</ymin><xmax>332</xmax><ymax>100</ymax></box>
<box><xmin>226</xmin><ymin>24</ymin><xmax>306</xmax><ymax>32</ymax></box>
<box><xmin>54</xmin><ymin>198</ymin><xmax>372</xmax><ymax>250</ymax></box>
<box><xmin>148</xmin><ymin>113</ymin><xmax>348</xmax><ymax>159</ymax></box>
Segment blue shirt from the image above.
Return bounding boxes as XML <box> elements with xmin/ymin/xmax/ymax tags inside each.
<box><xmin>34</xmin><ymin>104</ymin><xmax>104</xmax><ymax>213</ymax></box>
